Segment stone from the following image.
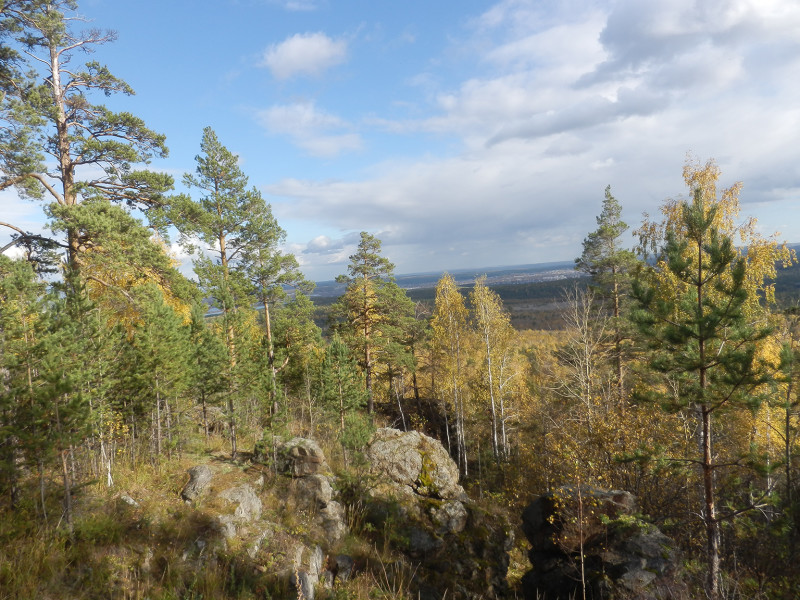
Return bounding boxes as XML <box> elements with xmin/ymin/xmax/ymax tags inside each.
<box><xmin>320</xmin><ymin>570</ymin><xmax>334</xmax><ymax>589</ymax></box>
<box><xmin>432</xmin><ymin>500</ymin><xmax>468</xmax><ymax>534</ymax></box>
<box><xmin>291</xmin><ymin>571</ymin><xmax>315</xmax><ymax>600</ymax></box>
<box><xmin>408</xmin><ymin>526</ymin><xmax>442</xmax><ymax>557</ymax></box>
<box><xmin>333</xmin><ymin>554</ymin><xmax>354</xmax><ymax>582</ymax></box>
<box><xmin>366</xmin><ymin>428</ymin><xmax>465</xmax><ymax>500</ymax></box>
<box><xmin>120</xmin><ymin>494</ymin><xmax>138</xmax><ymax>507</ymax></box>
<box><xmin>320</xmin><ymin>500</ymin><xmax>348</xmax><ymax>544</ymax></box>
<box><xmin>276</xmin><ymin>438</ymin><xmax>330</xmax><ymax>477</ymax></box>
<box><xmin>181</xmin><ymin>465</ymin><xmax>213</xmax><ymax>502</ymax></box>
<box><xmin>363</xmin><ymin>428</ymin><xmax>511</xmax><ymax>599</ymax></box>
<box><xmin>291</xmin><ymin>473</ymin><xmax>333</xmax><ymax>510</ymax></box>
<box><xmin>290</xmin><ymin>545</ymin><xmax>324</xmax><ymax>600</ymax></box>
<box><xmin>308</xmin><ymin>545</ymin><xmax>324</xmax><ymax>581</ymax></box>
<box><xmin>220</xmin><ymin>484</ymin><xmax>262</xmax><ymax>522</ymax></box>
<box><xmin>248</xmin><ymin>529</ymin><xmax>270</xmax><ymax>559</ymax></box>
<box><xmin>217</xmin><ymin>515</ymin><xmax>237</xmax><ymax>540</ymax></box>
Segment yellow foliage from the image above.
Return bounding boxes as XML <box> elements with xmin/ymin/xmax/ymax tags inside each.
<box><xmin>635</xmin><ymin>155</ymin><xmax>795</xmax><ymax>316</ymax></box>
<box><xmin>81</xmin><ymin>234</ymin><xmax>192</xmax><ymax>332</ymax></box>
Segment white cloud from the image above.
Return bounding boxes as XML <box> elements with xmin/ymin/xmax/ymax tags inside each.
<box><xmin>263</xmin><ymin>0</ymin><xmax>800</xmax><ymax>279</ymax></box>
<box><xmin>257</xmin><ymin>102</ymin><xmax>363</xmax><ymax>157</ymax></box>
<box><xmin>259</xmin><ymin>32</ymin><xmax>347</xmax><ymax>80</ymax></box>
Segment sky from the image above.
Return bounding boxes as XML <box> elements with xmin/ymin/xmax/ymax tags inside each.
<box><xmin>2</xmin><ymin>0</ymin><xmax>800</xmax><ymax>281</ymax></box>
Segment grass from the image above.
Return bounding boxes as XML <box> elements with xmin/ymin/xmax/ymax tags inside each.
<box><xmin>0</xmin><ymin>422</ymin><xmax>525</xmax><ymax>600</ymax></box>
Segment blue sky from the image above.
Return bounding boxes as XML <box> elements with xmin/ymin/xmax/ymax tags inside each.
<box><xmin>3</xmin><ymin>0</ymin><xmax>800</xmax><ymax>281</ymax></box>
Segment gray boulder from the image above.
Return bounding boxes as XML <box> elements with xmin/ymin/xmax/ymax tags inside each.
<box><xmin>320</xmin><ymin>500</ymin><xmax>348</xmax><ymax>544</ymax></box>
<box><xmin>332</xmin><ymin>554</ymin><xmax>354</xmax><ymax>582</ymax></box>
<box><xmin>291</xmin><ymin>571</ymin><xmax>315</xmax><ymax>600</ymax></box>
<box><xmin>291</xmin><ymin>473</ymin><xmax>333</xmax><ymax>510</ymax></box>
<box><xmin>432</xmin><ymin>500</ymin><xmax>468</xmax><ymax>534</ymax></box>
<box><xmin>217</xmin><ymin>484</ymin><xmax>262</xmax><ymax>540</ymax></box>
<box><xmin>366</xmin><ymin>428</ymin><xmax>465</xmax><ymax>500</ymax></box>
<box><xmin>291</xmin><ymin>545</ymin><xmax>325</xmax><ymax>600</ymax></box>
<box><xmin>271</xmin><ymin>438</ymin><xmax>349</xmax><ymax>546</ymax></box>
<box><xmin>220</xmin><ymin>484</ymin><xmax>262</xmax><ymax>522</ymax></box>
<box><xmin>363</xmin><ymin>428</ymin><xmax>511</xmax><ymax>599</ymax></box>
<box><xmin>181</xmin><ymin>465</ymin><xmax>213</xmax><ymax>502</ymax></box>
<box><xmin>276</xmin><ymin>438</ymin><xmax>330</xmax><ymax>477</ymax></box>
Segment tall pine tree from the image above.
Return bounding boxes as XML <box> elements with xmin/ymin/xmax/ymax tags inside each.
<box><xmin>631</xmin><ymin>188</ymin><xmax>772</xmax><ymax>600</ymax></box>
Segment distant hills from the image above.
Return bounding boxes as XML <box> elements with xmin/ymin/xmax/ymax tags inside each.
<box><xmin>308</xmin><ymin>243</ymin><xmax>800</xmax><ymax>304</ymax></box>
<box><xmin>307</xmin><ymin>246</ymin><xmax>800</xmax><ymax>330</ymax></box>
<box><xmin>310</xmin><ymin>260</ymin><xmax>586</xmax><ymax>298</ymax></box>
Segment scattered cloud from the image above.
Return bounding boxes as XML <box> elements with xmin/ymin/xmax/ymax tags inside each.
<box><xmin>259</xmin><ymin>32</ymin><xmax>347</xmax><ymax>79</ymax></box>
<box><xmin>260</xmin><ymin>1</ymin><xmax>800</xmax><ymax>278</ymax></box>
<box><xmin>6</xmin><ymin>0</ymin><xmax>800</xmax><ymax>282</ymax></box>
<box><xmin>261</xmin><ymin>0</ymin><xmax>323</xmax><ymax>10</ymax></box>
<box><xmin>257</xmin><ymin>101</ymin><xmax>363</xmax><ymax>157</ymax></box>
<box><xmin>283</xmin><ymin>0</ymin><xmax>319</xmax><ymax>11</ymax></box>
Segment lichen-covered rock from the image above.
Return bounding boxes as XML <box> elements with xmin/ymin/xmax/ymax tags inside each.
<box><xmin>270</xmin><ymin>439</ymin><xmax>349</xmax><ymax>546</ymax></box>
<box><xmin>432</xmin><ymin>500</ymin><xmax>468</xmax><ymax>534</ymax></box>
<box><xmin>366</xmin><ymin>428</ymin><xmax>465</xmax><ymax>500</ymax></box>
<box><xmin>276</xmin><ymin>438</ymin><xmax>330</xmax><ymax>477</ymax></box>
<box><xmin>363</xmin><ymin>428</ymin><xmax>511</xmax><ymax>600</ymax></box>
<box><xmin>291</xmin><ymin>545</ymin><xmax>325</xmax><ymax>600</ymax></box>
<box><xmin>181</xmin><ymin>465</ymin><xmax>213</xmax><ymax>502</ymax></box>
<box><xmin>291</xmin><ymin>473</ymin><xmax>333</xmax><ymax>510</ymax></box>
<box><xmin>521</xmin><ymin>487</ymin><xmax>685</xmax><ymax>600</ymax></box>
<box><xmin>320</xmin><ymin>500</ymin><xmax>347</xmax><ymax>544</ymax></box>
<box><xmin>220</xmin><ymin>484</ymin><xmax>262</xmax><ymax>522</ymax></box>
<box><xmin>216</xmin><ymin>484</ymin><xmax>263</xmax><ymax>540</ymax></box>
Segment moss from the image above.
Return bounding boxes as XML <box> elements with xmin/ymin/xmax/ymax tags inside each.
<box><xmin>417</xmin><ymin>450</ymin><xmax>439</xmax><ymax>497</ymax></box>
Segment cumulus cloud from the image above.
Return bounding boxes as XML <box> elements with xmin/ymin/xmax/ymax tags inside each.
<box><xmin>249</xmin><ymin>0</ymin><xmax>800</xmax><ymax>280</ymax></box>
<box><xmin>262</xmin><ymin>0</ymin><xmax>800</xmax><ymax>279</ymax></box>
<box><xmin>257</xmin><ymin>102</ymin><xmax>362</xmax><ymax>157</ymax></box>
<box><xmin>259</xmin><ymin>32</ymin><xmax>347</xmax><ymax>79</ymax></box>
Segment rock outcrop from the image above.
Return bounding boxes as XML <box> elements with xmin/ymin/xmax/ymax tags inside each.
<box><xmin>363</xmin><ymin>428</ymin><xmax>512</xmax><ymax>600</ymax></box>
<box><xmin>218</xmin><ymin>484</ymin><xmax>262</xmax><ymax>539</ymax></box>
<box><xmin>366</xmin><ymin>427</ymin><xmax>465</xmax><ymax>500</ymax></box>
<box><xmin>276</xmin><ymin>437</ymin><xmax>330</xmax><ymax>477</ymax></box>
<box><xmin>521</xmin><ymin>487</ymin><xmax>685</xmax><ymax>600</ymax></box>
<box><xmin>275</xmin><ymin>439</ymin><xmax>348</xmax><ymax>546</ymax></box>
<box><xmin>181</xmin><ymin>465</ymin><xmax>213</xmax><ymax>502</ymax></box>
<box><xmin>175</xmin><ymin>432</ymin><xmax>514</xmax><ymax>600</ymax></box>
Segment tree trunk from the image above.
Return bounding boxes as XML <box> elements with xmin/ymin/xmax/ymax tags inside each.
<box><xmin>155</xmin><ymin>378</ymin><xmax>162</xmax><ymax>458</ymax></box>
<box><xmin>228</xmin><ymin>394</ymin><xmax>238</xmax><ymax>460</ymax></box>
<box><xmin>482</xmin><ymin>326</ymin><xmax>500</xmax><ymax>462</ymax></box>
<box><xmin>202</xmin><ymin>392</ymin><xmax>209</xmax><ymax>444</ymax></box>
<box><xmin>612</xmin><ymin>269</ymin><xmax>625</xmax><ymax>414</ymax></box>
<box><xmin>702</xmin><ymin>404</ymin><xmax>720</xmax><ymax>600</ymax></box>
<box><xmin>60</xmin><ymin>449</ymin><xmax>74</xmax><ymax>538</ymax></box>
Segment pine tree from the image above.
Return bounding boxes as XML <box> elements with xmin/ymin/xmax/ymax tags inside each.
<box><xmin>188</xmin><ymin>303</ymin><xmax>229</xmax><ymax>445</ymax></box>
<box><xmin>0</xmin><ymin>255</ymin><xmax>48</xmax><ymax>510</ymax></box>
<box><xmin>631</xmin><ymin>188</ymin><xmax>772</xmax><ymax>600</ymax></box>
<box><xmin>34</xmin><ymin>268</ymin><xmax>98</xmax><ymax>535</ymax></box>
<box><xmin>119</xmin><ymin>285</ymin><xmax>191</xmax><ymax>460</ymax></box>
<box><xmin>178</xmin><ymin>127</ymin><xmax>271</xmax><ymax>457</ymax></box>
<box><xmin>318</xmin><ymin>334</ymin><xmax>370</xmax><ymax>465</ymax></box>
<box><xmin>575</xmin><ymin>185</ymin><xmax>638</xmax><ymax>405</ymax></box>
<box><xmin>239</xmin><ymin>205</ymin><xmax>312</xmax><ymax>408</ymax></box>
<box><xmin>0</xmin><ymin>1</ymin><xmax>176</xmax><ymax>274</ymax></box>
<box><xmin>332</xmin><ymin>232</ymin><xmax>413</xmax><ymax>413</ymax></box>
<box><xmin>270</xmin><ymin>292</ymin><xmax>323</xmax><ymax>417</ymax></box>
